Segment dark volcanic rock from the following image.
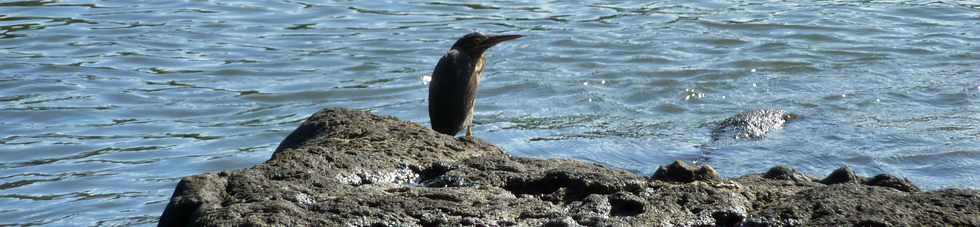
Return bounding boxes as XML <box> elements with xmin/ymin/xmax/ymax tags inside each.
<box><xmin>712</xmin><ymin>109</ymin><xmax>797</xmax><ymax>141</ymax></box>
<box><xmin>867</xmin><ymin>174</ymin><xmax>920</xmax><ymax>192</ymax></box>
<box><xmin>744</xmin><ymin>186</ymin><xmax>980</xmax><ymax>226</ymax></box>
<box><xmin>763</xmin><ymin>165</ymin><xmax>813</xmax><ymax>183</ymax></box>
<box><xmin>821</xmin><ymin>166</ymin><xmax>865</xmax><ymax>185</ymax></box>
<box><xmin>160</xmin><ymin>108</ymin><xmax>980</xmax><ymax>226</ymax></box>
<box><xmin>651</xmin><ymin>160</ymin><xmax>721</xmax><ymax>183</ymax></box>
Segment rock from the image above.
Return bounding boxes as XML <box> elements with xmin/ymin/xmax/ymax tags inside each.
<box><xmin>159</xmin><ymin>108</ymin><xmax>980</xmax><ymax>226</ymax></box>
<box><xmin>651</xmin><ymin>160</ymin><xmax>721</xmax><ymax>183</ymax></box>
<box><xmin>744</xmin><ymin>185</ymin><xmax>980</xmax><ymax>226</ymax></box>
<box><xmin>867</xmin><ymin>174</ymin><xmax>920</xmax><ymax>192</ymax></box>
<box><xmin>763</xmin><ymin>165</ymin><xmax>813</xmax><ymax>183</ymax></box>
<box><xmin>543</xmin><ymin>217</ymin><xmax>585</xmax><ymax>227</ymax></box>
<box><xmin>821</xmin><ymin>166</ymin><xmax>865</xmax><ymax>185</ymax></box>
<box><xmin>712</xmin><ymin>109</ymin><xmax>797</xmax><ymax>141</ymax></box>
<box><xmin>608</xmin><ymin>192</ymin><xmax>645</xmax><ymax>217</ymax></box>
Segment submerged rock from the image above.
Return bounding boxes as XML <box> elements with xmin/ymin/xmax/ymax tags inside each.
<box><xmin>159</xmin><ymin>108</ymin><xmax>980</xmax><ymax>226</ymax></box>
<box><xmin>711</xmin><ymin>109</ymin><xmax>797</xmax><ymax>141</ymax></box>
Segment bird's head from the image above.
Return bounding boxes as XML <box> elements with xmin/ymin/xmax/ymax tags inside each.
<box><xmin>450</xmin><ymin>32</ymin><xmax>523</xmax><ymax>57</ymax></box>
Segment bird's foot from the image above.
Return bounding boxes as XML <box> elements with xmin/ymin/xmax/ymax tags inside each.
<box><xmin>464</xmin><ymin>134</ymin><xmax>476</xmax><ymax>143</ymax></box>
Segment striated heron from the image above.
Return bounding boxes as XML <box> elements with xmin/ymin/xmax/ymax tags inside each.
<box><xmin>428</xmin><ymin>32</ymin><xmax>522</xmax><ymax>142</ymax></box>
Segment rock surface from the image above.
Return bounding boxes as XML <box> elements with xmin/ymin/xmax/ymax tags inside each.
<box><xmin>159</xmin><ymin>108</ymin><xmax>980</xmax><ymax>226</ymax></box>
<box><xmin>711</xmin><ymin>109</ymin><xmax>797</xmax><ymax>141</ymax></box>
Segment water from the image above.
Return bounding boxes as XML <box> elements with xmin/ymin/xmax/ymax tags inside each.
<box><xmin>1</xmin><ymin>0</ymin><xmax>978</xmax><ymax>225</ymax></box>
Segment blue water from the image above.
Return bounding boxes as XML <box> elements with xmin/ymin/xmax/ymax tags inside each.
<box><xmin>1</xmin><ymin>0</ymin><xmax>979</xmax><ymax>225</ymax></box>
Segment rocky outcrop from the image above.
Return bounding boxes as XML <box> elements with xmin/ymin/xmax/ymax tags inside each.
<box><xmin>159</xmin><ymin>108</ymin><xmax>980</xmax><ymax>226</ymax></box>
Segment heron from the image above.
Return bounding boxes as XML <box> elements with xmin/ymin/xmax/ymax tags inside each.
<box><xmin>428</xmin><ymin>32</ymin><xmax>523</xmax><ymax>142</ymax></box>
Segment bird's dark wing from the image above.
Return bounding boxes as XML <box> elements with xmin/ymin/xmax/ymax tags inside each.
<box><xmin>428</xmin><ymin>49</ymin><xmax>475</xmax><ymax>135</ymax></box>
<box><xmin>437</xmin><ymin>50</ymin><xmax>476</xmax><ymax>90</ymax></box>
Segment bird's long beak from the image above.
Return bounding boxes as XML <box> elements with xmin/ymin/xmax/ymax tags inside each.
<box><xmin>482</xmin><ymin>34</ymin><xmax>523</xmax><ymax>48</ymax></box>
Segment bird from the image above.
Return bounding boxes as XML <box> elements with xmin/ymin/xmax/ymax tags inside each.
<box><xmin>428</xmin><ymin>32</ymin><xmax>522</xmax><ymax>142</ymax></box>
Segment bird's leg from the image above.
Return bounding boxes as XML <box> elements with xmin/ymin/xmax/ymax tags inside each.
<box><xmin>464</xmin><ymin>125</ymin><xmax>474</xmax><ymax>143</ymax></box>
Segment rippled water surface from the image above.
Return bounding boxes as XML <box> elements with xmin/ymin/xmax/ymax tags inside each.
<box><xmin>2</xmin><ymin>0</ymin><xmax>979</xmax><ymax>225</ymax></box>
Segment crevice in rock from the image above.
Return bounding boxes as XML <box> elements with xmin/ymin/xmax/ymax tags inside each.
<box><xmin>675</xmin><ymin>195</ymin><xmax>689</xmax><ymax>207</ymax></box>
<box><xmin>417</xmin><ymin>162</ymin><xmax>468</xmax><ymax>187</ymax></box>
<box><xmin>609</xmin><ymin>196</ymin><xmax>644</xmax><ymax>217</ymax></box>
<box><xmin>503</xmin><ymin>172</ymin><xmax>618</xmax><ymax>203</ymax></box>
<box><xmin>711</xmin><ymin>210</ymin><xmax>744</xmax><ymax>227</ymax></box>
<box><xmin>418</xmin><ymin>162</ymin><xmax>452</xmax><ymax>180</ymax></box>
<box><xmin>421</xmin><ymin>175</ymin><xmax>467</xmax><ymax>187</ymax></box>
